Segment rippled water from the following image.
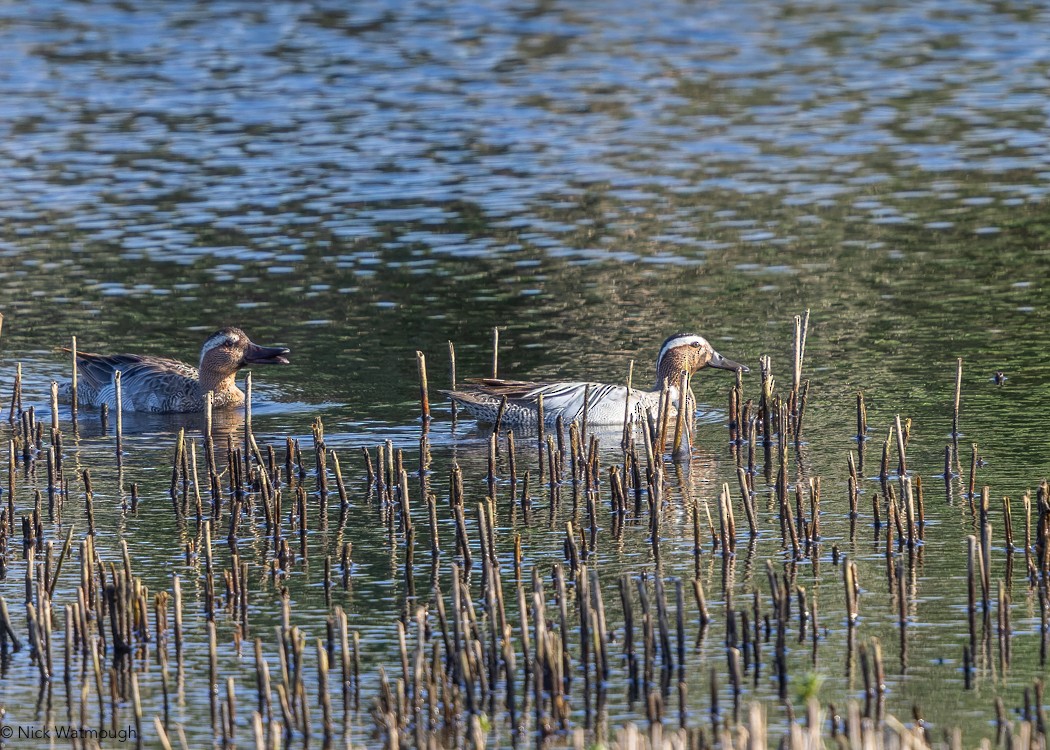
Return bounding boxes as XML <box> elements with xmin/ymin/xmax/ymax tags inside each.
<box><xmin>2</xmin><ymin>0</ymin><xmax>1050</xmax><ymax>746</ymax></box>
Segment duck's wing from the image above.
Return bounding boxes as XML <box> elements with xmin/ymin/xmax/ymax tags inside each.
<box><xmin>74</xmin><ymin>352</ymin><xmax>199</xmax><ymax>392</ymax></box>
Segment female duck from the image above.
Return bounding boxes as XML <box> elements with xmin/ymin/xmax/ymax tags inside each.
<box><xmin>446</xmin><ymin>332</ymin><xmax>747</xmax><ymax>428</ymax></box>
<box><xmin>65</xmin><ymin>327</ymin><xmax>290</xmax><ymax>413</ymax></box>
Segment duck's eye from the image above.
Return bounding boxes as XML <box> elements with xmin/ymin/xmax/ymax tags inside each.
<box><xmin>692</xmin><ymin>342</ymin><xmax>702</xmax><ymax>348</ymax></box>
<box><xmin>225</xmin><ymin>337</ymin><xmax>239</xmax><ymax>347</ymax></box>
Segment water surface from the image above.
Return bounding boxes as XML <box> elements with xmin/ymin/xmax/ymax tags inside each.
<box><xmin>2</xmin><ymin>0</ymin><xmax>1050</xmax><ymax>745</ymax></box>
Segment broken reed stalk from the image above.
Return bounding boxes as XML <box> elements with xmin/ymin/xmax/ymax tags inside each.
<box><xmin>1024</xmin><ymin>491</ymin><xmax>1033</xmax><ymax>574</ymax></box>
<box><xmin>361</xmin><ymin>445</ymin><xmax>375</xmax><ymax>488</ymax></box>
<box><xmin>448</xmin><ymin>340</ymin><xmax>458</xmax><ymax>422</ymax></box>
<box><xmin>856</xmin><ymin>392</ymin><xmax>867</xmax><ymax>471</ymax></box>
<box><xmin>6</xmin><ymin>439</ymin><xmax>13</xmax><ymax>532</ymax></box>
<box><xmin>331</xmin><ymin>450</ymin><xmax>349</xmax><ymax>508</ymax></box>
<box><xmin>537</xmin><ymin>393</ymin><xmax>545</xmax><ymax>486</ymax></box>
<box><xmin>737</xmin><ymin>465</ymin><xmax>758</xmax><ymax>537</ymax></box>
<box><xmin>204</xmin><ymin>392</ymin><xmax>222</xmax><ymax>513</ymax></box>
<box><xmin>66</xmin><ymin>338</ymin><xmax>77</xmax><ymax>424</ymax></box>
<box><xmin>903</xmin><ymin>478</ymin><xmax>917</xmax><ymax>548</ymax></box>
<box><xmin>621</xmin><ymin>360</ymin><xmax>634</xmax><ymax>453</ymax></box>
<box><xmin>82</xmin><ymin>469</ymin><xmax>96</xmax><ymax>536</ymax></box>
<box><xmin>50</xmin><ymin>380</ymin><xmax>59</xmax><ymax>437</ymax></box>
<box><xmin>46</xmin><ymin>525</ymin><xmax>75</xmax><ymax>598</ymax></box>
<box><xmin>416</xmin><ymin>350</ymin><xmax>431</xmax><ymax>425</ymax></box>
<box><xmin>791</xmin><ymin>309</ymin><xmax>809</xmax><ymax>420</ymax></box>
<box><xmin>967</xmin><ymin>535</ymin><xmax>979</xmax><ymax>651</ymax></box>
<box><xmin>9</xmin><ymin>361</ymin><xmax>22</xmax><ymax>423</ymax></box>
<box><xmin>878</xmin><ymin>426</ymin><xmax>893</xmax><ymax>491</ymax></box>
<box><xmin>729</xmin><ymin>368</ymin><xmax>742</xmax><ymax>445</ymax></box>
<box><xmin>847</xmin><ymin>450</ymin><xmax>860</xmax><ymax>536</ymax></box>
<box><xmin>115</xmin><ymin>370</ymin><xmax>123</xmax><ymax>468</ymax></box>
<box><xmin>998</xmin><ymin>580</ymin><xmax>1012</xmax><ymax>672</ymax></box>
<box><xmin>968</xmin><ymin>443</ymin><xmax>978</xmax><ymax>503</ymax></box>
<box><xmin>718</xmin><ymin>483</ymin><xmax>736</xmax><ymax>554</ymax></box>
<box><xmin>671</xmin><ymin>370</ymin><xmax>690</xmax><ymax>460</ymax></box>
<box><xmin>170</xmin><ymin>428</ymin><xmax>185</xmax><ymax>504</ymax></box>
<box><xmin>655</xmin><ymin>378</ymin><xmax>671</xmax><ymax>455</ymax></box>
<box><xmin>579</xmin><ymin>386</ymin><xmax>588</xmax><ymax>449</ymax></box>
<box><xmin>173</xmin><ymin>574</ymin><xmax>184</xmax><ymax>673</ymax></box>
<box><xmin>856</xmin><ymin>390</ymin><xmax>865</xmax><ymax>439</ymax></box>
<box><xmin>492</xmin><ymin>326</ymin><xmax>499</xmax><ymax>378</ymax></box>
<box><xmin>894</xmin><ymin>414</ymin><xmax>907</xmax><ymax>478</ymax></box>
<box><xmin>952</xmin><ymin>358</ymin><xmax>963</xmax><ymax>471</ymax></box>
<box><xmin>844</xmin><ymin>558</ymin><xmax>859</xmax><ymax>624</ymax></box>
<box><xmin>245</xmin><ymin>368</ymin><xmax>255</xmax><ymax>478</ymax></box>
<box><xmin>760</xmin><ymin>356</ymin><xmax>774</xmax><ymax>447</ymax></box>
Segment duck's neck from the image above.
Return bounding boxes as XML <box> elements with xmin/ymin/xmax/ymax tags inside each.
<box><xmin>653</xmin><ymin>350</ymin><xmax>694</xmax><ymax>391</ymax></box>
<box><xmin>199</xmin><ymin>371</ymin><xmax>244</xmax><ymax>406</ymax></box>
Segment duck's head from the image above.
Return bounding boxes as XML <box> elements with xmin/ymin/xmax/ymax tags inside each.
<box><xmin>199</xmin><ymin>327</ymin><xmax>291</xmax><ymax>379</ymax></box>
<box><xmin>655</xmin><ymin>332</ymin><xmax>748</xmax><ymax>383</ymax></box>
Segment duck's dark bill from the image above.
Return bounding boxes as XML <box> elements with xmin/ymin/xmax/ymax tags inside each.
<box><xmin>709</xmin><ymin>351</ymin><xmax>749</xmax><ymax>373</ymax></box>
<box><xmin>244</xmin><ymin>343</ymin><xmax>291</xmax><ymax>365</ymax></box>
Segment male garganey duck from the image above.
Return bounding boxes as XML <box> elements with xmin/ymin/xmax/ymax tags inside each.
<box><xmin>62</xmin><ymin>327</ymin><xmax>290</xmax><ymax>413</ymax></box>
<box><xmin>446</xmin><ymin>332</ymin><xmax>747</xmax><ymax>428</ymax></box>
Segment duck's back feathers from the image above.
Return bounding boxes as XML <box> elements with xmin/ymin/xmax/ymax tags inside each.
<box><xmin>69</xmin><ymin>351</ymin><xmax>203</xmax><ymax>413</ymax></box>
<box><xmin>76</xmin><ymin>352</ymin><xmax>199</xmax><ymax>386</ymax></box>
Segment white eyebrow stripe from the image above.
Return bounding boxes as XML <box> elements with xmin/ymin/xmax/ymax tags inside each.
<box><xmin>657</xmin><ymin>334</ymin><xmax>707</xmax><ymax>368</ymax></box>
<box><xmin>200</xmin><ymin>336</ymin><xmax>227</xmax><ymax>356</ymax></box>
